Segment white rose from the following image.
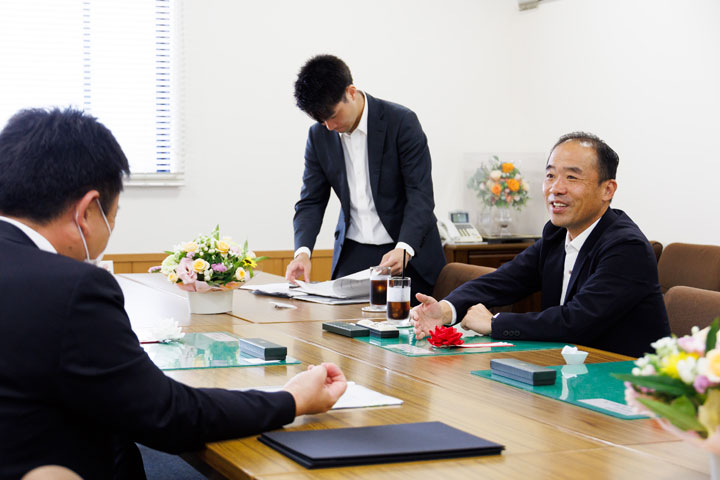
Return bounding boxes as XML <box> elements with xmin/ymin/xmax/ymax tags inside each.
<box><xmin>489</xmin><ymin>170</ymin><xmax>501</xmax><ymax>182</ymax></box>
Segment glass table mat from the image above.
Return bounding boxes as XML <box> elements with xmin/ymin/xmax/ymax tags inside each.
<box><xmin>353</xmin><ymin>329</ymin><xmax>569</xmax><ymax>357</ymax></box>
<box><xmin>142</xmin><ymin>332</ymin><xmax>300</xmax><ymax>370</ymax></box>
<box><xmin>472</xmin><ymin>361</ymin><xmax>648</xmax><ymax>419</ymax></box>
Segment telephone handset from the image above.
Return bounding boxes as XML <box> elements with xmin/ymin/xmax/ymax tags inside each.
<box><xmin>438</xmin><ymin>211</ymin><xmax>483</xmax><ymax>244</ymax></box>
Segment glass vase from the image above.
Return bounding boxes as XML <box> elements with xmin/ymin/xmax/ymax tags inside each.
<box><xmin>493</xmin><ymin>207</ymin><xmax>512</xmax><ymax>237</ymax></box>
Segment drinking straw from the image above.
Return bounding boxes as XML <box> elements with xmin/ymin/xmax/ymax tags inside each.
<box><xmin>402</xmin><ymin>250</ymin><xmax>406</xmax><ymax>278</ymax></box>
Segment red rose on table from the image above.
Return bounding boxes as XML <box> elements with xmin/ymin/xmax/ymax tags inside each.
<box><xmin>428</xmin><ymin>326</ymin><xmax>464</xmax><ymax>347</ymax></box>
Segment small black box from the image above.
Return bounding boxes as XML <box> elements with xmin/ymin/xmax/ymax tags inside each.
<box><xmin>490</xmin><ymin>358</ymin><xmax>556</xmax><ymax>386</ymax></box>
<box><xmin>322</xmin><ymin>321</ymin><xmax>370</xmax><ymax>337</ymax></box>
<box><xmin>368</xmin><ymin>325</ymin><xmax>400</xmax><ymax>338</ymax></box>
<box><xmin>237</xmin><ymin>338</ymin><xmax>287</xmax><ymax>361</ymax></box>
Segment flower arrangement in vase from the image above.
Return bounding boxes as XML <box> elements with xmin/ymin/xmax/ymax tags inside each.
<box><xmin>467</xmin><ymin>156</ymin><xmax>530</xmax><ymax>235</ymax></box>
<box><xmin>150</xmin><ymin>226</ymin><xmax>265</xmax><ymax>313</ymax></box>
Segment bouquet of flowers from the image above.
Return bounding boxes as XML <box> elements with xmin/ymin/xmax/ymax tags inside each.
<box><xmin>615</xmin><ymin>318</ymin><xmax>720</xmax><ymax>454</ymax></box>
<box><xmin>467</xmin><ymin>155</ymin><xmax>530</xmax><ymax>210</ymax></box>
<box><xmin>150</xmin><ymin>225</ymin><xmax>266</xmax><ymax>292</ymax></box>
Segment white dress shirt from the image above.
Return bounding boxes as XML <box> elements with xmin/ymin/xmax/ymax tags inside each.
<box><xmin>443</xmin><ymin>217</ymin><xmax>603</xmax><ymax>324</ymax></box>
<box><xmin>0</xmin><ymin>216</ymin><xmax>57</xmax><ymax>253</ymax></box>
<box><xmin>559</xmin><ymin>217</ymin><xmax>601</xmax><ymax>305</ymax></box>
<box><xmin>295</xmin><ymin>92</ymin><xmax>414</xmax><ymax>260</ymax></box>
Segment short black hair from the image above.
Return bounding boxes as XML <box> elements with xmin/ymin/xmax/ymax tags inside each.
<box><xmin>294</xmin><ymin>54</ymin><xmax>353</xmax><ymax>122</ymax></box>
<box><xmin>551</xmin><ymin>132</ymin><xmax>619</xmax><ymax>183</ymax></box>
<box><xmin>0</xmin><ymin>107</ymin><xmax>130</xmax><ymax>224</ymax></box>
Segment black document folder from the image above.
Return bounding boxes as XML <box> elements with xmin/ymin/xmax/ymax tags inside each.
<box><xmin>258</xmin><ymin>421</ymin><xmax>504</xmax><ymax>468</ymax></box>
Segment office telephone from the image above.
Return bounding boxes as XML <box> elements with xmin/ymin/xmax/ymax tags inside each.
<box><xmin>438</xmin><ymin>211</ymin><xmax>484</xmax><ymax>243</ymax></box>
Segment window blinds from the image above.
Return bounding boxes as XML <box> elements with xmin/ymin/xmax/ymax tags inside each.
<box><xmin>0</xmin><ymin>0</ymin><xmax>182</xmax><ymax>183</ymax></box>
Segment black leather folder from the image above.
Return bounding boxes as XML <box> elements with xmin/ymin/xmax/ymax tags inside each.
<box><xmin>258</xmin><ymin>421</ymin><xmax>504</xmax><ymax>468</ymax></box>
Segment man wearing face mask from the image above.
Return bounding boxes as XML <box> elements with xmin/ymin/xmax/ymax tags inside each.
<box><xmin>0</xmin><ymin>108</ymin><xmax>348</xmax><ymax>480</ymax></box>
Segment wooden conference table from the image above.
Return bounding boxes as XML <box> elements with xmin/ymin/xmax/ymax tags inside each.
<box><xmin>121</xmin><ymin>273</ymin><xmax>710</xmax><ymax>479</ymax></box>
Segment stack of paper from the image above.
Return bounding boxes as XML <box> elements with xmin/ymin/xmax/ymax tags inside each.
<box><xmin>241</xmin><ymin>270</ymin><xmax>370</xmax><ymax>305</ymax></box>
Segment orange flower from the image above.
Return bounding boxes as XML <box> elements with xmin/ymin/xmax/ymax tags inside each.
<box><xmin>490</xmin><ymin>183</ymin><xmax>502</xmax><ymax>196</ymax></box>
<box><xmin>507</xmin><ymin>178</ymin><xmax>520</xmax><ymax>192</ymax></box>
<box><xmin>501</xmin><ymin>162</ymin><xmax>514</xmax><ymax>173</ymax></box>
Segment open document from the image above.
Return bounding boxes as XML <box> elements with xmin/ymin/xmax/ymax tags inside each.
<box><xmin>294</xmin><ymin>269</ymin><xmax>368</xmax><ymax>299</ymax></box>
<box><xmin>241</xmin><ymin>269</ymin><xmax>370</xmax><ymax>304</ymax></box>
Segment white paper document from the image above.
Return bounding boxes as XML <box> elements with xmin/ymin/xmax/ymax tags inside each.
<box><xmin>243</xmin><ymin>382</ymin><xmax>403</xmax><ymax>410</ymax></box>
<box><xmin>295</xmin><ymin>269</ymin><xmax>369</xmax><ymax>299</ymax></box>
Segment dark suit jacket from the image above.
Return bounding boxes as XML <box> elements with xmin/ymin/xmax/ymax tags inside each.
<box><xmin>0</xmin><ymin>221</ymin><xmax>296</xmax><ymax>480</ymax></box>
<box><xmin>445</xmin><ymin>209</ymin><xmax>670</xmax><ymax>357</ymax></box>
<box><xmin>293</xmin><ymin>93</ymin><xmax>445</xmax><ymax>284</ymax></box>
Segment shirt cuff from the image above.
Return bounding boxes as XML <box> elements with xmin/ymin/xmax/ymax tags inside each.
<box><xmin>441</xmin><ymin>300</ymin><xmax>457</xmax><ymax>325</ymax></box>
<box><xmin>294</xmin><ymin>247</ymin><xmax>311</xmax><ymax>259</ymax></box>
<box><xmin>395</xmin><ymin>242</ymin><xmax>415</xmax><ymax>257</ymax></box>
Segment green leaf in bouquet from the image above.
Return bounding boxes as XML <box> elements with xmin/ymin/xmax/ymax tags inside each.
<box><xmin>636</xmin><ymin>397</ymin><xmax>707</xmax><ymax>434</ymax></box>
<box><xmin>612</xmin><ymin>373</ymin><xmax>697</xmax><ymax>397</ymax></box>
<box><xmin>254</xmin><ymin>256</ymin><xmax>268</xmax><ymax>263</ymax></box>
<box><xmin>670</xmin><ymin>395</ymin><xmax>698</xmax><ymax>418</ymax></box>
<box><xmin>706</xmin><ymin>317</ymin><xmax>719</xmax><ymax>352</ymax></box>
<box><xmin>212</xmin><ymin>224</ymin><xmax>220</xmax><ymax>240</ymax></box>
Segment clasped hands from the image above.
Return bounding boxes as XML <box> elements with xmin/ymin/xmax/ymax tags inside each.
<box><xmin>410</xmin><ymin>293</ymin><xmax>494</xmax><ymax>339</ymax></box>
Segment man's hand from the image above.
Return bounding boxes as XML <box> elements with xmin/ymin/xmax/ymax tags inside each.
<box><xmin>285</xmin><ymin>253</ymin><xmax>311</xmax><ymax>284</ymax></box>
<box><xmin>283</xmin><ymin>362</ymin><xmax>348</xmax><ymax>416</ymax></box>
<box><xmin>460</xmin><ymin>303</ymin><xmax>493</xmax><ymax>336</ymax></box>
<box><xmin>379</xmin><ymin>247</ymin><xmax>409</xmax><ymax>276</ymax></box>
<box><xmin>409</xmin><ymin>293</ymin><xmax>452</xmax><ymax>339</ymax></box>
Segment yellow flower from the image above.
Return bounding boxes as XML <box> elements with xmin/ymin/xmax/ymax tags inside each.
<box><xmin>243</xmin><ymin>257</ymin><xmax>257</xmax><ymax>269</ymax></box>
<box><xmin>167</xmin><ymin>271</ymin><xmax>178</xmax><ymax>283</ymax></box>
<box><xmin>660</xmin><ymin>352</ymin><xmax>697</xmax><ymax>379</ymax></box>
<box><xmin>192</xmin><ymin>259</ymin><xmax>209</xmax><ymax>273</ymax></box>
<box><xmin>706</xmin><ymin>348</ymin><xmax>720</xmax><ymax>382</ymax></box>
<box><xmin>183</xmin><ymin>241</ymin><xmax>198</xmax><ymax>253</ymax></box>
<box><xmin>217</xmin><ymin>240</ymin><xmax>230</xmax><ymax>255</ymax></box>
<box><xmin>501</xmin><ymin>162</ymin><xmax>514</xmax><ymax>173</ymax></box>
<box><xmin>699</xmin><ymin>389</ymin><xmax>720</xmax><ymax>436</ymax></box>
<box><xmin>507</xmin><ymin>178</ymin><xmax>520</xmax><ymax>192</ymax></box>
<box><xmin>235</xmin><ymin>267</ymin><xmax>247</xmax><ymax>281</ymax></box>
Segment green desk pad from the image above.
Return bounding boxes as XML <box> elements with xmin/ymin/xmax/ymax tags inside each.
<box><xmin>142</xmin><ymin>332</ymin><xmax>300</xmax><ymax>371</ymax></box>
<box><xmin>352</xmin><ymin>328</ymin><xmax>570</xmax><ymax>357</ymax></box>
<box><xmin>472</xmin><ymin>361</ymin><xmax>648</xmax><ymax>420</ymax></box>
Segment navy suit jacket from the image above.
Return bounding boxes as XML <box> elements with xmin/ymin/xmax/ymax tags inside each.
<box><xmin>0</xmin><ymin>221</ymin><xmax>295</xmax><ymax>480</ymax></box>
<box><xmin>293</xmin><ymin>93</ymin><xmax>445</xmax><ymax>284</ymax></box>
<box><xmin>445</xmin><ymin>209</ymin><xmax>670</xmax><ymax>357</ymax></box>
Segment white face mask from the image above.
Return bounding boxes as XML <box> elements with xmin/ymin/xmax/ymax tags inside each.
<box><xmin>75</xmin><ymin>198</ymin><xmax>113</xmax><ymax>266</ymax></box>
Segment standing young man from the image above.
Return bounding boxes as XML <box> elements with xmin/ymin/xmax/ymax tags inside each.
<box><xmin>286</xmin><ymin>55</ymin><xmax>445</xmax><ymax>302</ymax></box>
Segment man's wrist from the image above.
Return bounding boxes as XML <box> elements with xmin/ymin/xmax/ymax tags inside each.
<box><xmin>440</xmin><ymin>300</ymin><xmax>456</xmax><ymax>325</ymax></box>
<box><xmin>294</xmin><ymin>247</ymin><xmax>311</xmax><ymax>259</ymax></box>
<box><xmin>395</xmin><ymin>242</ymin><xmax>415</xmax><ymax>258</ymax></box>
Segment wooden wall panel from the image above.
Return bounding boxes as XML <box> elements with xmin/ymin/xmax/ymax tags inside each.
<box><xmin>105</xmin><ymin>249</ymin><xmax>334</xmax><ymax>281</ymax></box>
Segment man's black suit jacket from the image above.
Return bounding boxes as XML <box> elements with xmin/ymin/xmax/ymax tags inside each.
<box><xmin>0</xmin><ymin>221</ymin><xmax>296</xmax><ymax>480</ymax></box>
<box><xmin>293</xmin><ymin>93</ymin><xmax>445</xmax><ymax>284</ymax></box>
<box><xmin>445</xmin><ymin>209</ymin><xmax>670</xmax><ymax>357</ymax></box>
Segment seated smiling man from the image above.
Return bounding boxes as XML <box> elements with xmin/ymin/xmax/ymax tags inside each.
<box><xmin>411</xmin><ymin>132</ymin><xmax>670</xmax><ymax>358</ymax></box>
<box><xmin>0</xmin><ymin>108</ymin><xmax>347</xmax><ymax>480</ymax></box>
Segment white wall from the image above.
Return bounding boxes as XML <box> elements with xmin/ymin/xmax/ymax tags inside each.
<box><xmin>109</xmin><ymin>0</ymin><xmax>720</xmax><ymax>254</ymax></box>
